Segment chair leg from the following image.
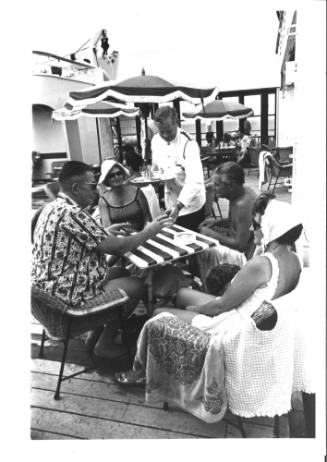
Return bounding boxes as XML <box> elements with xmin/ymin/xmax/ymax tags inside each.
<box><xmin>39</xmin><ymin>329</ymin><xmax>46</xmax><ymax>358</ymax></box>
<box><xmin>236</xmin><ymin>416</ymin><xmax>247</xmax><ymax>438</ymax></box>
<box><xmin>215</xmin><ymin>196</ymin><xmax>223</xmax><ymax>219</ymax></box>
<box><xmin>302</xmin><ymin>392</ymin><xmax>315</xmax><ymax>437</ymax></box>
<box><xmin>54</xmin><ymin>318</ymin><xmax>72</xmax><ymax>401</ymax></box>
<box><xmin>273</xmin><ymin>415</ymin><xmax>280</xmax><ymax>437</ymax></box>
<box><xmin>271</xmin><ymin>170</ymin><xmax>280</xmax><ymax>194</ymax></box>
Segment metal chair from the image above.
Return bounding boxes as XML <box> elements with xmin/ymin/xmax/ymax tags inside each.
<box><xmin>275</xmin><ymin>146</ymin><xmax>293</xmax><ymax>164</ymax></box>
<box><xmin>31</xmin><ymin>284</ymin><xmax>129</xmax><ymax>400</ymax></box>
<box><xmin>265</xmin><ymin>154</ymin><xmax>293</xmax><ymax>193</ymax></box>
<box><xmin>246</xmin><ymin>147</ymin><xmax>260</xmax><ymax>175</ymax></box>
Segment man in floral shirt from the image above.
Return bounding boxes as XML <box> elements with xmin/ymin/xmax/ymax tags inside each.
<box><xmin>32</xmin><ymin>161</ymin><xmax>170</xmax><ymax>358</ymax></box>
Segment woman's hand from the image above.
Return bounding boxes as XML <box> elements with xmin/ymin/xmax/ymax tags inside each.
<box><xmin>185</xmin><ymin>305</ymin><xmax>200</xmax><ymax>313</ymax></box>
<box><xmin>187</xmin><ymin>300</ymin><xmax>224</xmax><ymax>316</ymax></box>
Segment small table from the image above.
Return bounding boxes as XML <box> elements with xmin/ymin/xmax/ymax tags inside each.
<box><xmin>131</xmin><ymin>174</ymin><xmax>175</xmax><ymax>187</ymax></box>
<box><xmin>123</xmin><ymin>224</ymin><xmax>219</xmax><ymax>315</ymax></box>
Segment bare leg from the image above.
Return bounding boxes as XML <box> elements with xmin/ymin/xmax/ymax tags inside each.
<box><xmin>152</xmin><ymin>307</ymin><xmax>198</xmax><ymax>324</ymax></box>
<box><xmin>94</xmin><ymin>276</ymin><xmax>145</xmax><ymax>359</ymax></box>
<box><xmin>176</xmin><ymin>287</ymin><xmax>216</xmax><ymax>308</ymax></box>
<box><xmin>151</xmin><ymin>288</ymin><xmax>216</xmax><ymax>324</ymax></box>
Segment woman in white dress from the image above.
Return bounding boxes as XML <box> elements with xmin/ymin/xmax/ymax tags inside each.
<box><xmin>115</xmin><ymin>193</ymin><xmax>303</xmax><ymax>385</ymax></box>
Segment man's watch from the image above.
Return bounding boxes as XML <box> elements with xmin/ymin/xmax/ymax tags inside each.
<box><xmin>176</xmin><ymin>201</ymin><xmax>184</xmax><ymax>212</ymax></box>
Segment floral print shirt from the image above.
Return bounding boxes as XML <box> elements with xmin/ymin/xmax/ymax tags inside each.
<box><xmin>32</xmin><ymin>193</ymin><xmax>109</xmax><ymax>306</ymax></box>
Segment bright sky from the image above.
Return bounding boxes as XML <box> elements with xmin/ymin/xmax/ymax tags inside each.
<box><xmin>31</xmin><ymin>0</ymin><xmax>281</xmax><ymax>91</ymax></box>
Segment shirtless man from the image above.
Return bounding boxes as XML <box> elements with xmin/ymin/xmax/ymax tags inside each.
<box><xmin>198</xmin><ymin>161</ymin><xmax>257</xmax><ymax>278</ymax></box>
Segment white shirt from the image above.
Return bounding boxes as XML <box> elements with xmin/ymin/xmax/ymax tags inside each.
<box><xmin>151</xmin><ymin>128</ymin><xmax>206</xmax><ymax>216</ymax></box>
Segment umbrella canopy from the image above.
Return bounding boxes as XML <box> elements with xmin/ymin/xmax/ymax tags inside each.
<box><xmin>52</xmin><ymin>101</ymin><xmax>140</xmax><ymax>121</ymax></box>
<box><xmin>65</xmin><ymin>72</ymin><xmax>219</xmax><ymax>108</ymax></box>
<box><xmin>183</xmin><ymin>100</ymin><xmax>253</xmax><ymax>121</ymax></box>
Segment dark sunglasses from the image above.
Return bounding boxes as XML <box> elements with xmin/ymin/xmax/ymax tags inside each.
<box><xmin>108</xmin><ymin>170</ymin><xmax>123</xmax><ymax>179</ymax></box>
<box><xmin>252</xmin><ymin>218</ymin><xmax>261</xmax><ymax>231</ymax></box>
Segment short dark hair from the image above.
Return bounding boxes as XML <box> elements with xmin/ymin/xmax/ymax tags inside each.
<box><xmin>154</xmin><ymin>106</ymin><xmax>178</xmax><ymax>124</ymax></box>
<box><xmin>59</xmin><ymin>161</ymin><xmax>92</xmax><ymax>187</ymax></box>
<box><xmin>252</xmin><ymin>192</ymin><xmax>276</xmax><ymax>216</ymax></box>
<box><xmin>275</xmin><ymin>224</ymin><xmax>303</xmax><ymax>246</ymax></box>
<box><xmin>214</xmin><ymin>161</ymin><xmax>245</xmax><ymax>185</ymax></box>
<box><xmin>206</xmin><ymin>263</ymin><xmax>240</xmax><ymax>296</ymax></box>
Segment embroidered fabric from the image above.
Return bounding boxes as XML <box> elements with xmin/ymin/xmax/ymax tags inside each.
<box><xmin>133</xmin><ymin>313</ymin><xmax>228</xmax><ymax>423</ymax></box>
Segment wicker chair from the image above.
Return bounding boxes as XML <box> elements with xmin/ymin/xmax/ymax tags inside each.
<box><xmin>31</xmin><ymin>284</ymin><xmax>129</xmax><ymax>400</ymax></box>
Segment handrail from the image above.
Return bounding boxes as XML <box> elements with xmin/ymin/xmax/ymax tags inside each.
<box><xmin>32</xmin><ymin>50</ymin><xmax>96</xmax><ymax>69</ymax></box>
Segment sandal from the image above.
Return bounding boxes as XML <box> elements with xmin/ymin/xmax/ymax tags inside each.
<box><xmin>114</xmin><ymin>370</ymin><xmax>146</xmax><ymax>387</ymax></box>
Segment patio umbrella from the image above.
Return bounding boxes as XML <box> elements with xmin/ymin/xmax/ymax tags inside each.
<box><xmin>52</xmin><ymin>102</ymin><xmax>140</xmax><ymax>164</ymax></box>
<box><xmin>63</xmin><ymin>70</ymin><xmax>218</xmax><ymax>161</ymax></box>
<box><xmin>183</xmin><ymin>100</ymin><xmax>253</xmax><ymax>121</ymax></box>
<box><xmin>52</xmin><ymin>101</ymin><xmax>140</xmax><ymax>121</ymax></box>
<box><xmin>66</xmin><ymin>70</ymin><xmax>219</xmax><ymax>107</ymax></box>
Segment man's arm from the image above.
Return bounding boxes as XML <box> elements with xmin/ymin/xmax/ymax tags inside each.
<box><xmin>96</xmin><ymin>215</ymin><xmax>170</xmax><ymax>255</ymax></box>
<box><xmin>187</xmin><ymin>256</ymin><xmax>270</xmax><ymax>316</ymax></box>
<box><xmin>177</xmin><ymin>140</ymin><xmax>204</xmax><ymax>208</ymax></box>
<box><xmin>98</xmin><ymin>196</ymin><xmax>112</xmax><ymax>228</ymax></box>
<box><xmin>201</xmin><ymin>204</ymin><xmax>252</xmax><ymax>252</ymax></box>
<box><xmin>167</xmin><ymin>140</ymin><xmax>204</xmax><ymax>221</ymax></box>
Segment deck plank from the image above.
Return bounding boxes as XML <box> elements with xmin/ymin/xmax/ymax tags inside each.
<box><xmin>31</xmin><ymin>407</ymin><xmax>197</xmax><ymax>439</ymax></box>
<box><xmin>31</xmin><ymin>429</ymin><xmax>84</xmax><ymax>440</ymax></box>
<box><xmin>32</xmin><ymin>374</ymin><xmax>228</xmax><ymax>438</ymax></box>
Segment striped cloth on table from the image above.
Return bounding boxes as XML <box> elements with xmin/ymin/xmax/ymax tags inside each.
<box><xmin>124</xmin><ymin>224</ymin><xmax>219</xmax><ymax>269</ymax></box>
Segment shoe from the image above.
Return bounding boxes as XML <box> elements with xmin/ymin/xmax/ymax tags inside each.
<box><xmin>114</xmin><ymin>371</ymin><xmax>146</xmax><ymax>387</ymax></box>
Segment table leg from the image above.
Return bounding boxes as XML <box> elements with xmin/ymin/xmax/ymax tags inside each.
<box><xmin>147</xmin><ymin>269</ymin><xmax>154</xmax><ymax>317</ymax></box>
<box><xmin>195</xmin><ymin>254</ymin><xmax>208</xmax><ymax>293</ymax></box>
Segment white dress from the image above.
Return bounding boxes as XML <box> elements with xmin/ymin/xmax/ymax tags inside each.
<box><xmin>192</xmin><ymin>252</ymin><xmax>279</xmax><ymax>334</ymax></box>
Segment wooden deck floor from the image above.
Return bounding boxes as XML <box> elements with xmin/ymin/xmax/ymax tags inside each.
<box><xmin>31</xmin><ymin>170</ymin><xmax>301</xmax><ymax>440</ymax></box>
<box><xmin>31</xmin><ymin>305</ymin><xmax>306</xmax><ymax>440</ymax></box>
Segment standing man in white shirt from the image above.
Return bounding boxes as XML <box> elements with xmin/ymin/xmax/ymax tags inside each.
<box><xmin>151</xmin><ymin>106</ymin><xmax>206</xmax><ymax>231</ymax></box>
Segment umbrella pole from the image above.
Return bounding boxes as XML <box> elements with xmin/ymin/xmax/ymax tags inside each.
<box><xmin>173</xmin><ymin>100</ymin><xmax>181</xmax><ymax>127</ymax></box>
<box><xmin>144</xmin><ymin>116</ymin><xmax>151</xmax><ymax>164</ymax></box>
<box><xmin>135</xmin><ymin>115</ymin><xmax>141</xmax><ymax>153</ymax></box>
<box><xmin>216</xmin><ymin>121</ymin><xmax>223</xmax><ymax>148</ymax></box>
<box><xmin>115</xmin><ymin>117</ymin><xmax>123</xmax><ymax>163</ymax></box>
<box><xmin>95</xmin><ymin>118</ymin><xmax>102</xmax><ymax>164</ymax></box>
<box><xmin>195</xmin><ymin>119</ymin><xmax>202</xmax><ymax>148</ymax></box>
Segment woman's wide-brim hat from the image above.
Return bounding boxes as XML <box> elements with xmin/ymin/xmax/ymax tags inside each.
<box><xmin>98</xmin><ymin>159</ymin><xmax>129</xmax><ymax>184</ymax></box>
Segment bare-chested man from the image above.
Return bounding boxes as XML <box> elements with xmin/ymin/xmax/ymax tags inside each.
<box><xmin>198</xmin><ymin>162</ymin><xmax>257</xmax><ymax>278</ymax></box>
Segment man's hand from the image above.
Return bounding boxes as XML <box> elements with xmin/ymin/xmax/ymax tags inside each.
<box><xmin>106</xmin><ymin>222</ymin><xmax>134</xmax><ymax>236</ymax></box>
<box><xmin>145</xmin><ymin>214</ymin><xmax>174</xmax><ymax>234</ymax></box>
<box><xmin>166</xmin><ymin>201</ymin><xmax>184</xmax><ymax>224</ymax></box>
<box><xmin>200</xmin><ymin>226</ymin><xmax>219</xmax><ymax>239</ymax></box>
<box><xmin>199</xmin><ymin>217</ymin><xmax>219</xmax><ymax>230</ymax></box>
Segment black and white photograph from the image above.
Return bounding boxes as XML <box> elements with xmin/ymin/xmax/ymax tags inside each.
<box><xmin>3</xmin><ymin>0</ymin><xmax>326</xmax><ymax>460</ymax></box>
